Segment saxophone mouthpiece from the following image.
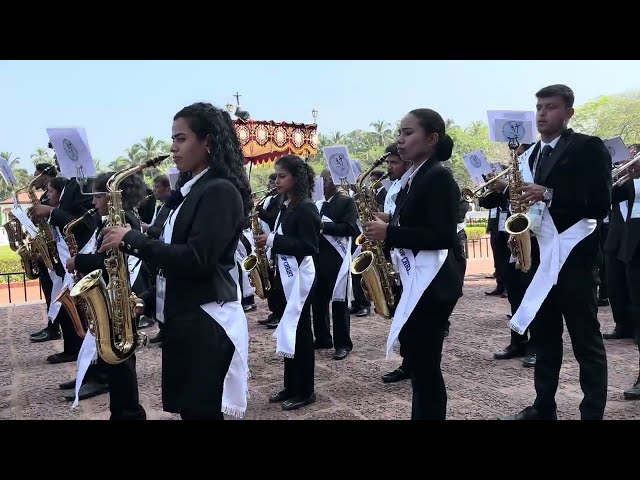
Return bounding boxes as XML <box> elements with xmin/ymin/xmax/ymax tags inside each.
<box><xmin>146</xmin><ymin>154</ymin><xmax>170</xmax><ymax>168</ymax></box>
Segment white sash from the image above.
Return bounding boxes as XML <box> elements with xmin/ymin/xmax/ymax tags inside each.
<box><xmin>315</xmin><ymin>201</ymin><xmax>352</xmax><ymax>303</ymax></box>
<box><xmin>201</xmin><ymin>285</ymin><xmax>250</xmax><ymax>418</ymax></box>
<box><xmin>384</xmin><ymin>179</ymin><xmax>402</xmax><ymax>215</ymax></box>
<box><xmin>273</xmin><ymin>224</ymin><xmax>316</xmax><ymax>358</ymax></box>
<box><xmin>233</xmin><ymin>229</ymin><xmax>254</xmax><ymax>299</ymax></box>
<box><xmin>620</xmin><ymin>201</ymin><xmax>629</xmax><ymax>223</ymax></box>
<box><xmin>386</xmin><ymin>248</ymin><xmax>447</xmax><ymax>359</ymax></box>
<box><xmin>46</xmin><ymin>226</ymin><xmax>70</xmax><ymax>321</ymax></box>
<box><xmin>509</xmin><ymin>209</ymin><xmax>597</xmax><ymax>335</ymax></box>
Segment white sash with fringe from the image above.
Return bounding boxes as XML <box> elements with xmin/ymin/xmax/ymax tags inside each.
<box><xmin>315</xmin><ymin>200</ymin><xmax>352</xmax><ymax>302</ymax></box>
<box><xmin>201</xmin><ymin>284</ymin><xmax>250</xmax><ymax>418</ymax></box>
<box><xmin>386</xmin><ymin>247</ymin><xmax>447</xmax><ymax>359</ymax></box>
<box><xmin>273</xmin><ymin>222</ymin><xmax>315</xmax><ymax>358</ymax></box>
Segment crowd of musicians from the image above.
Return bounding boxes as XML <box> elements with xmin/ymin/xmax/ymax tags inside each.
<box><xmin>10</xmin><ymin>83</ymin><xmax>640</xmax><ymax>420</ymax></box>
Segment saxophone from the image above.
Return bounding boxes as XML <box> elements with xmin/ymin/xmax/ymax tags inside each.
<box><xmin>70</xmin><ymin>155</ymin><xmax>169</xmax><ymax>364</ymax></box>
<box><xmin>3</xmin><ymin>216</ymin><xmax>39</xmax><ymax>279</ymax></box>
<box><xmin>241</xmin><ymin>187</ymin><xmax>277</xmax><ymax>299</ymax></box>
<box><xmin>20</xmin><ymin>174</ymin><xmax>60</xmax><ymax>270</ymax></box>
<box><xmin>54</xmin><ymin>208</ymin><xmax>98</xmax><ymax>338</ymax></box>
<box><xmin>503</xmin><ymin>140</ymin><xmax>532</xmax><ymax>273</ymax></box>
<box><xmin>350</xmin><ymin>152</ymin><xmax>400</xmax><ymax>319</ymax></box>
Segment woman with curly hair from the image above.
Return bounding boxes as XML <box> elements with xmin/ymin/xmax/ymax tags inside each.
<box><xmin>254</xmin><ymin>155</ymin><xmax>321</xmax><ymax>411</ymax></box>
<box><xmin>100</xmin><ymin>102</ymin><xmax>252</xmax><ymax>420</ymax></box>
<box><xmin>64</xmin><ymin>171</ymin><xmax>150</xmax><ymax>419</ymax></box>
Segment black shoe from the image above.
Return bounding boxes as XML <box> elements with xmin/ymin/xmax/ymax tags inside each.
<box><xmin>493</xmin><ymin>345</ymin><xmax>526</xmax><ymax>360</ymax></box>
<box><xmin>282</xmin><ymin>393</ymin><xmax>316</xmax><ymax>411</ymax></box>
<box><xmin>137</xmin><ymin>315</ymin><xmax>154</xmax><ymax>329</ymax></box>
<box><xmin>382</xmin><ymin>367</ymin><xmax>411</xmax><ymax>383</ymax></box>
<box><xmin>266</xmin><ymin>318</ymin><xmax>280</xmax><ymax>329</ymax></box>
<box><xmin>623</xmin><ymin>380</ymin><xmax>640</xmax><ymax>400</ymax></box>
<box><xmin>349</xmin><ymin>305</ymin><xmax>360</xmax><ymax>315</ymax></box>
<box><xmin>314</xmin><ymin>340</ymin><xmax>333</xmax><ymax>350</ymax></box>
<box><xmin>63</xmin><ymin>382</ymin><xmax>109</xmax><ymax>402</ymax></box>
<box><xmin>522</xmin><ymin>353</ymin><xmax>536</xmax><ymax>368</ymax></box>
<box><xmin>485</xmin><ymin>288</ymin><xmax>505</xmax><ymax>296</ymax></box>
<box><xmin>258</xmin><ymin>313</ymin><xmax>275</xmax><ymax>325</ymax></box>
<box><xmin>30</xmin><ymin>330</ymin><xmax>61</xmax><ymax>342</ymax></box>
<box><xmin>333</xmin><ymin>348</ymin><xmax>349</xmax><ymax>360</ymax></box>
<box><xmin>30</xmin><ymin>327</ymin><xmax>48</xmax><ymax>338</ymax></box>
<box><xmin>46</xmin><ymin>351</ymin><xmax>78</xmax><ymax>364</ymax></box>
<box><xmin>59</xmin><ymin>379</ymin><xmax>76</xmax><ymax>390</ymax></box>
<box><xmin>269</xmin><ymin>389</ymin><xmax>293</xmax><ymax>403</ymax></box>
<box><xmin>603</xmin><ymin>329</ymin><xmax>634</xmax><ymax>340</ymax></box>
<box><xmin>355</xmin><ymin>307</ymin><xmax>370</xmax><ymax>317</ymax></box>
<box><xmin>498</xmin><ymin>406</ymin><xmax>557</xmax><ymax>420</ymax></box>
<box><xmin>598</xmin><ymin>298</ymin><xmax>610</xmax><ymax>307</ymax></box>
<box><xmin>243</xmin><ymin>303</ymin><xmax>257</xmax><ymax>312</ymax></box>
<box><xmin>149</xmin><ymin>331</ymin><xmax>163</xmax><ymax>344</ymax></box>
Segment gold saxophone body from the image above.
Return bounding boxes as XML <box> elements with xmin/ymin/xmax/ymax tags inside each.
<box><xmin>3</xmin><ymin>215</ymin><xmax>39</xmax><ymax>279</ymax></box>
<box><xmin>504</xmin><ymin>141</ymin><xmax>532</xmax><ymax>273</ymax></box>
<box><xmin>20</xmin><ymin>174</ymin><xmax>60</xmax><ymax>270</ymax></box>
<box><xmin>350</xmin><ymin>152</ymin><xmax>400</xmax><ymax>319</ymax></box>
<box><xmin>70</xmin><ymin>155</ymin><xmax>168</xmax><ymax>364</ymax></box>
<box><xmin>54</xmin><ymin>208</ymin><xmax>98</xmax><ymax>338</ymax></box>
<box><xmin>241</xmin><ymin>187</ymin><xmax>277</xmax><ymax>300</ymax></box>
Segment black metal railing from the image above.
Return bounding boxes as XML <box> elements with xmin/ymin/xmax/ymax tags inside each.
<box><xmin>0</xmin><ymin>272</ymin><xmax>43</xmax><ymax>304</ymax></box>
<box><xmin>465</xmin><ymin>237</ymin><xmax>491</xmax><ymax>259</ymax></box>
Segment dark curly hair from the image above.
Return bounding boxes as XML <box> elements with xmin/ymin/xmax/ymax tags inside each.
<box><xmin>93</xmin><ymin>171</ymin><xmax>146</xmax><ymax>211</ymax></box>
<box><xmin>275</xmin><ymin>155</ymin><xmax>315</xmax><ymax>206</ymax></box>
<box><xmin>173</xmin><ymin>102</ymin><xmax>253</xmax><ymax>218</ymax></box>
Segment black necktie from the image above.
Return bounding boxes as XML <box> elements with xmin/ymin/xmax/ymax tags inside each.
<box><xmin>539</xmin><ymin>145</ymin><xmax>553</xmax><ymax>168</ymax></box>
<box><xmin>320</xmin><ymin>201</ymin><xmax>329</xmax><ymax>216</ymax></box>
<box><xmin>275</xmin><ymin>204</ymin><xmax>287</xmax><ymax>231</ymax></box>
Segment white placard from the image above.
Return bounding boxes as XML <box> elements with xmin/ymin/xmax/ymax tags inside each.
<box><xmin>167</xmin><ymin>167</ymin><xmax>180</xmax><ymax>190</ymax></box>
<box><xmin>463</xmin><ymin>150</ymin><xmax>494</xmax><ymax>186</ymax></box>
<box><xmin>350</xmin><ymin>158</ymin><xmax>363</xmax><ymax>177</ymax></box>
<box><xmin>46</xmin><ymin>127</ymin><xmax>97</xmax><ymax>180</ymax></box>
<box><xmin>11</xmin><ymin>206</ymin><xmax>39</xmax><ymax>238</ymax></box>
<box><xmin>487</xmin><ymin>110</ymin><xmax>536</xmax><ymax>144</ymax></box>
<box><xmin>323</xmin><ymin>145</ymin><xmax>357</xmax><ymax>185</ymax></box>
<box><xmin>0</xmin><ymin>157</ymin><xmax>17</xmax><ymax>186</ymax></box>
<box><xmin>311</xmin><ymin>175</ymin><xmax>324</xmax><ymax>201</ymax></box>
<box><xmin>603</xmin><ymin>136</ymin><xmax>631</xmax><ymax>164</ymax></box>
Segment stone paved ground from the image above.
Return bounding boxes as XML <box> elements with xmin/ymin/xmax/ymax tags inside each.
<box><xmin>1</xmin><ymin>264</ymin><xmax>639</xmax><ymax>420</ymax></box>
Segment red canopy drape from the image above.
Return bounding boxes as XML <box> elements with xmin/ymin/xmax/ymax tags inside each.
<box><xmin>234</xmin><ymin>119</ymin><xmax>318</xmax><ymax>166</ymax></box>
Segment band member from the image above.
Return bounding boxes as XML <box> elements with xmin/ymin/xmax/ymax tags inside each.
<box><xmin>369</xmin><ymin>170</ymin><xmax>387</xmax><ymax>211</ymax></box>
<box><xmin>255</xmin><ymin>155</ymin><xmax>321</xmax><ymax>411</ymax></box>
<box><xmin>29</xmin><ymin>160</ymin><xmax>95</xmax><ymax>364</ymax></box>
<box><xmin>63</xmin><ymin>172</ymin><xmax>150</xmax><ymax>417</ymax></box>
<box><xmin>28</xmin><ymin>163</ymin><xmax>62</xmax><ymax>342</ymax></box>
<box><xmin>236</xmin><ymin>219</ymin><xmax>257</xmax><ymax>313</ymax></box>
<box><xmin>480</xmin><ymin>143</ymin><xmax>536</xmax><ymax>367</ymax></box>
<box><xmin>484</xmin><ymin>180</ymin><xmax>510</xmax><ymax>297</ymax></box>
<box><xmin>502</xmin><ymin>84</ymin><xmax>611</xmax><ymax>420</ymax></box>
<box><xmin>614</xmin><ymin>143</ymin><xmax>640</xmax><ymax>399</ymax></box>
<box><xmin>456</xmin><ymin>191</ymin><xmax>471</xmax><ymax>279</ymax></box>
<box><xmin>101</xmin><ymin>102</ymin><xmax>252</xmax><ymax>420</ymax></box>
<box><xmin>364</xmin><ymin>108</ymin><xmax>464</xmax><ymax>420</ymax></box>
<box><xmin>377</xmin><ymin>143</ymin><xmax>414</xmax><ymax>383</ymax></box>
<box><xmin>142</xmin><ymin>174</ymin><xmax>173</xmax><ymax>240</ymax></box>
<box><xmin>312</xmin><ymin>169</ymin><xmax>358</xmax><ymax>360</ymax></box>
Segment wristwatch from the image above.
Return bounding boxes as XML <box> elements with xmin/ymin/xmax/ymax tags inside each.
<box><xmin>542</xmin><ymin>188</ymin><xmax>553</xmax><ymax>204</ymax></box>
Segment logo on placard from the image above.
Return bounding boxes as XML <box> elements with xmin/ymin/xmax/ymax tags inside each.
<box><xmin>607</xmin><ymin>145</ymin><xmax>616</xmax><ymax>158</ymax></box>
<box><xmin>502</xmin><ymin>121</ymin><xmax>525</xmax><ymax>141</ymax></box>
<box><xmin>329</xmin><ymin>153</ymin><xmax>350</xmax><ymax>178</ymax></box>
<box><xmin>470</xmin><ymin>155</ymin><xmax>481</xmax><ymax>168</ymax></box>
<box><xmin>63</xmin><ymin>139</ymin><xmax>79</xmax><ymax>162</ymax></box>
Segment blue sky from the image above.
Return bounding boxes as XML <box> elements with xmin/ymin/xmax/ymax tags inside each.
<box><xmin>1</xmin><ymin>60</ymin><xmax>639</xmax><ymax>172</ymax></box>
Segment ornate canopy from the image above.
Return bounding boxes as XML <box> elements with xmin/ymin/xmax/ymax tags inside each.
<box><xmin>234</xmin><ymin>119</ymin><xmax>318</xmax><ymax>166</ymax></box>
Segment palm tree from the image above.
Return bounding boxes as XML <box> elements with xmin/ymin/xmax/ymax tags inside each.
<box><xmin>370</xmin><ymin>121</ymin><xmax>394</xmax><ymax>146</ymax></box>
<box><xmin>30</xmin><ymin>147</ymin><xmax>54</xmax><ymax>167</ymax></box>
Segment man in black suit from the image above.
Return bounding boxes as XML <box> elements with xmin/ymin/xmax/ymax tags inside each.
<box><xmin>482</xmin><ymin>171</ymin><xmax>510</xmax><ymax>297</ymax></box>
<box><xmin>28</xmin><ymin>163</ymin><xmax>62</xmax><ymax>342</ymax></box>
<box><xmin>30</xmin><ymin>168</ymin><xmax>95</xmax><ymax>364</ymax></box>
<box><xmin>369</xmin><ymin>170</ymin><xmax>387</xmax><ymax>211</ymax></box>
<box><xmin>501</xmin><ymin>84</ymin><xmax>611</xmax><ymax>420</ymax></box>
<box><xmin>142</xmin><ymin>174</ymin><xmax>173</xmax><ymax>240</ymax></box>
<box><xmin>312</xmin><ymin>169</ymin><xmax>359</xmax><ymax>360</ymax></box>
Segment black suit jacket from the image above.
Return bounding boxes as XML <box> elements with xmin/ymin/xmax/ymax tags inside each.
<box><xmin>375</xmin><ymin>187</ymin><xmax>387</xmax><ymax>211</ymax></box>
<box><xmin>618</xmin><ymin>182</ymin><xmax>640</xmax><ymax>264</ymax></box>
<box><xmin>479</xmin><ymin>191</ymin><xmax>510</xmax><ymax>235</ymax></box>
<box><xmin>315</xmin><ymin>192</ymin><xmax>358</xmax><ymax>277</ymax></box>
<box><xmin>137</xmin><ymin>188</ymin><xmax>155</xmax><ymax>224</ymax></box>
<box><xmin>146</xmin><ymin>203</ymin><xmax>172</xmax><ymax>240</ymax></box>
<box><xmin>386</xmin><ymin>158</ymin><xmax>463</xmax><ymax>303</ymax></box>
<box><xmin>122</xmin><ymin>170</ymin><xmax>245</xmax><ymax>317</ymax></box>
<box><xmin>604</xmin><ymin>182</ymin><xmax>634</xmax><ymax>255</ymax></box>
<box><xmin>48</xmin><ymin>178</ymin><xmax>96</xmax><ymax>252</ymax></box>
<box><xmin>75</xmin><ymin>210</ymin><xmax>150</xmax><ymax>294</ymax></box>
<box><xmin>528</xmin><ymin>128</ymin><xmax>612</xmax><ymax>270</ymax></box>
<box><xmin>258</xmin><ymin>192</ymin><xmax>284</xmax><ymax>231</ymax></box>
<box><xmin>271</xmin><ymin>198</ymin><xmax>321</xmax><ymax>266</ymax></box>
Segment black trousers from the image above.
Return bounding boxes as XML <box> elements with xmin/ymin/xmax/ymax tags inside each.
<box><xmin>605</xmin><ymin>252</ymin><xmax>634</xmax><ymax>335</ymax></box>
<box><xmin>598</xmin><ymin>224</ymin><xmax>609</xmax><ymax>300</ymax></box>
<box><xmin>38</xmin><ymin>267</ymin><xmax>60</xmax><ymax>334</ymax></box>
<box><xmin>58</xmin><ymin>307</ymin><xmax>83</xmax><ymax>355</ymax></box>
<box><xmin>625</xmin><ymin>256</ymin><xmax>640</xmax><ymax>349</ymax></box>
<box><xmin>504</xmin><ymin>262</ymin><xmax>535</xmax><ymax>353</ymax></box>
<box><xmin>399</xmin><ymin>295</ymin><xmax>458</xmax><ymax>420</ymax></box>
<box><xmin>350</xmin><ymin>242</ymin><xmax>370</xmax><ymax>309</ymax></box>
<box><xmin>456</xmin><ymin>230</ymin><xmax>468</xmax><ymax>279</ymax></box>
<box><xmin>312</xmin><ymin>256</ymin><xmax>352</xmax><ymax>351</ymax></box>
<box><xmin>530</xmin><ymin>263</ymin><xmax>608</xmax><ymax>420</ymax></box>
<box><xmin>267</xmin><ymin>274</ymin><xmax>286</xmax><ymax>319</ymax></box>
<box><xmin>490</xmin><ymin>231</ymin><xmax>510</xmax><ymax>291</ymax></box>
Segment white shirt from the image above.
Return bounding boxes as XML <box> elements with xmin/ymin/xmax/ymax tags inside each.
<box><xmin>384</xmin><ymin>179</ymin><xmax>402</xmax><ymax>215</ymax></box>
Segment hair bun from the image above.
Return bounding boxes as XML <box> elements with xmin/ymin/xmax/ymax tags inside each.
<box><xmin>437</xmin><ymin>134</ymin><xmax>454</xmax><ymax>161</ymax></box>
